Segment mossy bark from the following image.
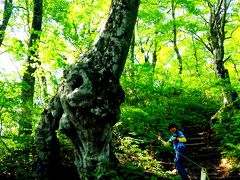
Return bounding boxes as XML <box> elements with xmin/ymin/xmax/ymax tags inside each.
<box><xmin>35</xmin><ymin>0</ymin><xmax>140</xmax><ymax>179</ymax></box>
<box><xmin>206</xmin><ymin>0</ymin><xmax>238</xmax><ymax>106</ymax></box>
<box><xmin>20</xmin><ymin>0</ymin><xmax>43</xmax><ymax>135</ymax></box>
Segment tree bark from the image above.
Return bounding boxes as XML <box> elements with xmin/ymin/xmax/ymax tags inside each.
<box><xmin>0</xmin><ymin>0</ymin><xmax>13</xmax><ymax>46</ymax></box>
<box><xmin>191</xmin><ymin>35</ymin><xmax>200</xmax><ymax>76</ymax></box>
<box><xmin>140</xmin><ymin>37</ymin><xmax>151</xmax><ymax>63</ymax></box>
<box><xmin>20</xmin><ymin>0</ymin><xmax>43</xmax><ymax>134</ymax></box>
<box><xmin>35</xmin><ymin>94</ymin><xmax>63</xmax><ymax>179</ymax></box>
<box><xmin>35</xmin><ymin>0</ymin><xmax>140</xmax><ymax>179</ymax></box>
<box><xmin>171</xmin><ymin>0</ymin><xmax>183</xmax><ymax>75</ymax></box>
<box><xmin>206</xmin><ymin>0</ymin><xmax>238</xmax><ymax>106</ymax></box>
<box><xmin>130</xmin><ymin>29</ymin><xmax>135</xmax><ymax>64</ymax></box>
<box><xmin>41</xmin><ymin>75</ymin><xmax>49</xmax><ymax>104</ymax></box>
<box><xmin>152</xmin><ymin>36</ymin><xmax>158</xmax><ymax>71</ymax></box>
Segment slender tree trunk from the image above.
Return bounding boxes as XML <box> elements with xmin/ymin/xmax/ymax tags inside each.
<box><xmin>231</xmin><ymin>60</ymin><xmax>240</xmax><ymax>81</ymax></box>
<box><xmin>152</xmin><ymin>48</ymin><xmax>157</xmax><ymax>70</ymax></box>
<box><xmin>0</xmin><ymin>0</ymin><xmax>13</xmax><ymax>46</ymax></box>
<box><xmin>130</xmin><ymin>29</ymin><xmax>135</xmax><ymax>64</ymax></box>
<box><xmin>152</xmin><ymin>35</ymin><xmax>158</xmax><ymax>71</ymax></box>
<box><xmin>41</xmin><ymin>75</ymin><xmax>49</xmax><ymax>103</ymax></box>
<box><xmin>206</xmin><ymin>0</ymin><xmax>238</xmax><ymax>106</ymax></box>
<box><xmin>20</xmin><ymin>0</ymin><xmax>43</xmax><ymax>134</ymax></box>
<box><xmin>171</xmin><ymin>0</ymin><xmax>183</xmax><ymax>75</ymax></box>
<box><xmin>128</xmin><ymin>29</ymin><xmax>136</xmax><ymax>77</ymax></box>
<box><xmin>140</xmin><ymin>37</ymin><xmax>151</xmax><ymax>63</ymax></box>
<box><xmin>191</xmin><ymin>35</ymin><xmax>200</xmax><ymax>76</ymax></box>
<box><xmin>35</xmin><ymin>0</ymin><xmax>140</xmax><ymax>179</ymax></box>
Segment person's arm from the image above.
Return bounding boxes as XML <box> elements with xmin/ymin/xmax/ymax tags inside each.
<box><xmin>177</xmin><ymin>137</ymin><xmax>186</xmax><ymax>142</ymax></box>
<box><xmin>157</xmin><ymin>135</ymin><xmax>171</xmax><ymax>146</ymax></box>
<box><xmin>176</xmin><ymin>131</ymin><xmax>187</xmax><ymax>142</ymax></box>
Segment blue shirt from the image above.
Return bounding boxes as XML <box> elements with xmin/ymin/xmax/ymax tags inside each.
<box><xmin>167</xmin><ymin>130</ymin><xmax>186</xmax><ymax>150</ymax></box>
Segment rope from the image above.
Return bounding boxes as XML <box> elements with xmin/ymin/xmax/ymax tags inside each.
<box><xmin>123</xmin><ymin>137</ymin><xmax>204</xmax><ymax>167</ymax></box>
<box><xmin>122</xmin><ymin>136</ymin><xmax>152</xmax><ymax>143</ymax></box>
<box><xmin>121</xmin><ymin>136</ymin><xmax>210</xmax><ymax>180</ymax></box>
<box><xmin>175</xmin><ymin>149</ymin><xmax>203</xmax><ymax>169</ymax></box>
<box><xmin>157</xmin><ymin>139</ymin><xmax>204</xmax><ymax>168</ymax></box>
<box><xmin>164</xmin><ymin>141</ymin><xmax>210</xmax><ymax>180</ymax></box>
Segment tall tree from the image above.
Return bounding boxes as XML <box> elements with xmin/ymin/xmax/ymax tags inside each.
<box><xmin>20</xmin><ymin>0</ymin><xmax>43</xmax><ymax>134</ymax></box>
<box><xmin>130</xmin><ymin>29</ymin><xmax>135</xmax><ymax>63</ymax></box>
<box><xmin>171</xmin><ymin>0</ymin><xmax>183</xmax><ymax>75</ymax></box>
<box><xmin>0</xmin><ymin>0</ymin><xmax>13</xmax><ymax>46</ymax></box>
<box><xmin>206</xmin><ymin>0</ymin><xmax>238</xmax><ymax>106</ymax></box>
<box><xmin>35</xmin><ymin>0</ymin><xmax>140</xmax><ymax>179</ymax></box>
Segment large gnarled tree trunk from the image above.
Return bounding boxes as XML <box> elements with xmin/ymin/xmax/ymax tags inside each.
<box><xmin>35</xmin><ymin>0</ymin><xmax>140</xmax><ymax>179</ymax></box>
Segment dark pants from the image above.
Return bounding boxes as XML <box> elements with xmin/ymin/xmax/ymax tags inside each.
<box><xmin>174</xmin><ymin>146</ymin><xmax>189</xmax><ymax>180</ymax></box>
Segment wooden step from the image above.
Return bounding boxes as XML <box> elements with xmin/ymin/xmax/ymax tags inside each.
<box><xmin>207</xmin><ymin>172</ymin><xmax>219</xmax><ymax>176</ymax></box>
<box><xmin>187</xmin><ymin>137</ymin><xmax>206</xmax><ymax>142</ymax></box>
<box><xmin>166</xmin><ymin>123</ymin><xmax>232</xmax><ymax>180</ymax></box>
<box><xmin>188</xmin><ymin>136</ymin><xmax>206</xmax><ymax>140</ymax></box>
<box><xmin>186</xmin><ymin>147</ymin><xmax>218</xmax><ymax>154</ymax></box>
<box><xmin>185</xmin><ymin>132</ymin><xmax>208</xmax><ymax>138</ymax></box>
<box><xmin>209</xmin><ymin>176</ymin><xmax>240</xmax><ymax>179</ymax></box>
<box><xmin>187</xmin><ymin>152</ymin><xmax>219</xmax><ymax>160</ymax></box>
<box><xmin>186</xmin><ymin>142</ymin><xmax>207</xmax><ymax>146</ymax></box>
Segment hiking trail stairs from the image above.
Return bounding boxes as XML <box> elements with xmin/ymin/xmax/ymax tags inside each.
<box><xmin>182</xmin><ymin>122</ymin><xmax>240</xmax><ymax>180</ymax></box>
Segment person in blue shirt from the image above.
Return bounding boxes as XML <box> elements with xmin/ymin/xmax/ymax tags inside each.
<box><xmin>158</xmin><ymin>123</ymin><xmax>189</xmax><ymax>180</ymax></box>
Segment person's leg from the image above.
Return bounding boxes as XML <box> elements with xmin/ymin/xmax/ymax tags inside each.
<box><xmin>175</xmin><ymin>147</ymin><xmax>189</xmax><ymax>180</ymax></box>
